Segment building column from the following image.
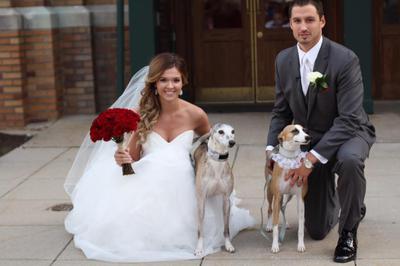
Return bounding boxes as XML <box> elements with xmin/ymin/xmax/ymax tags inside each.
<box><xmin>343</xmin><ymin>0</ymin><xmax>374</xmax><ymax>113</ymax></box>
<box><xmin>129</xmin><ymin>0</ymin><xmax>155</xmax><ymax>74</ymax></box>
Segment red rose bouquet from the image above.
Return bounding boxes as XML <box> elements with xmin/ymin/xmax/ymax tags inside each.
<box><xmin>90</xmin><ymin>108</ymin><xmax>140</xmax><ymax>175</ymax></box>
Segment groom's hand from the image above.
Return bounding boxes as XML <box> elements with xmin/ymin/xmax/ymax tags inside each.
<box><xmin>285</xmin><ymin>153</ymin><xmax>317</xmax><ymax>187</ymax></box>
<box><xmin>285</xmin><ymin>165</ymin><xmax>312</xmax><ymax>187</ymax></box>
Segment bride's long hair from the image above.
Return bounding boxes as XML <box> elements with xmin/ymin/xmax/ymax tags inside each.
<box><xmin>136</xmin><ymin>53</ymin><xmax>188</xmax><ymax>144</ymax></box>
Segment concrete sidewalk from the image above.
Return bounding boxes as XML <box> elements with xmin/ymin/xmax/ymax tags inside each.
<box><xmin>0</xmin><ymin>101</ymin><xmax>399</xmax><ymax>266</ymax></box>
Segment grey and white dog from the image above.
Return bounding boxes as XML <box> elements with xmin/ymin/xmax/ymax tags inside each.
<box><xmin>192</xmin><ymin>123</ymin><xmax>236</xmax><ymax>256</ymax></box>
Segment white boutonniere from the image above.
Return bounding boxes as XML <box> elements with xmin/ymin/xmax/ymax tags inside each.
<box><xmin>307</xmin><ymin>71</ymin><xmax>329</xmax><ymax>92</ymax></box>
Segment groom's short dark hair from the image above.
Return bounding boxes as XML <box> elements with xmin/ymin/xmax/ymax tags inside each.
<box><xmin>289</xmin><ymin>0</ymin><xmax>324</xmax><ymax>19</ymax></box>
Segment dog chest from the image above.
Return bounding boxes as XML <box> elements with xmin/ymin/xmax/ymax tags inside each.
<box><xmin>278</xmin><ymin>170</ymin><xmax>303</xmax><ymax>195</ymax></box>
<box><xmin>202</xmin><ymin>160</ymin><xmax>232</xmax><ymax>195</ymax></box>
<box><xmin>207</xmin><ymin>159</ymin><xmax>227</xmax><ymax>176</ymax></box>
<box><xmin>279</xmin><ymin>178</ymin><xmax>300</xmax><ymax>195</ymax></box>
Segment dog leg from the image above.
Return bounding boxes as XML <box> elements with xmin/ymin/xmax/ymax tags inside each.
<box><xmin>223</xmin><ymin>194</ymin><xmax>235</xmax><ymax>253</ymax></box>
<box><xmin>297</xmin><ymin>194</ymin><xmax>306</xmax><ymax>252</ymax></box>
<box><xmin>271</xmin><ymin>194</ymin><xmax>281</xmax><ymax>253</ymax></box>
<box><xmin>281</xmin><ymin>194</ymin><xmax>292</xmax><ymax>229</ymax></box>
<box><xmin>266</xmin><ymin>188</ymin><xmax>273</xmax><ymax>232</ymax></box>
<box><xmin>195</xmin><ymin>194</ymin><xmax>206</xmax><ymax>256</ymax></box>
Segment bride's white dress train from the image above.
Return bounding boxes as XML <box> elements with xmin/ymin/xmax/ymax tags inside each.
<box><xmin>65</xmin><ymin>130</ymin><xmax>255</xmax><ymax>262</ymax></box>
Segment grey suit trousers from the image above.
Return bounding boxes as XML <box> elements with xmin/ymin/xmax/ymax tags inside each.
<box><xmin>304</xmin><ymin>135</ymin><xmax>370</xmax><ymax>240</ymax></box>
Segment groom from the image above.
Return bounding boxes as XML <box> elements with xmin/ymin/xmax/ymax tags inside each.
<box><xmin>265</xmin><ymin>0</ymin><xmax>375</xmax><ymax>263</ymax></box>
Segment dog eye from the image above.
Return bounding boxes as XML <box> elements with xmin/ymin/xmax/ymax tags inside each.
<box><xmin>291</xmin><ymin>128</ymin><xmax>299</xmax><ymax>134</ymax></box>
<box><xmin>231</xmin><ymin>130</ymin><xmax>235</xmax><ymax>134</ymax></box>
<box><xmin>218</xmin><ymin>130</ymin><xmax>224</xmax><ymax>135</ymax></box>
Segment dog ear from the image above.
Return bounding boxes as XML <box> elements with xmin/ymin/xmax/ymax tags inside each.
<box><xmin>278</xmin><ymin>131</ymin><xmax>284</xmax><ymax>144</ymax></box>
<box><xmin>196</xmin><ymin>131</ymin><xmax>211</xmax><ymax>144</ymax></box>
<box><xmin>212</xmin><ymin>123</ymin><xmax>221</xmax><ymax>133</ymax></box>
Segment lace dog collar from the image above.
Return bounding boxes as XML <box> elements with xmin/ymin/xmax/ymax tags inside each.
<box><xmin>271</xmin><ymin>151</ymin><xmax>307</xmax><ymax>169</ymax></box>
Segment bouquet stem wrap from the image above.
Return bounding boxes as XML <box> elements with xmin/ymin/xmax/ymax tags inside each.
<box><xmin>90</xmin><ymin>108</ymin><xmax>140</xmax><ymax>176</ymax></box>
<box><xmin>114</xmin><ymin>135</ymin><xmax>134</xmax><ymax>175</ymax></box>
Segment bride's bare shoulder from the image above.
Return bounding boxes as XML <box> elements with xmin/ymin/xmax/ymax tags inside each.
<box><xmin>180</xmin><ymin>100</ymin><xmax>206</xmax><ymax>118</ymax></box>
<box><xmin>180</xmin><ymin>100</ymin><xmax>209</xmax><ymax>134</ymax></box>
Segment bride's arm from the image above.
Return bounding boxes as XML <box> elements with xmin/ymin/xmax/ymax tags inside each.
<box><xmin>193</xmin><ymin>108</ymin><xmax>211</xmax><ymax>136</ymax></box>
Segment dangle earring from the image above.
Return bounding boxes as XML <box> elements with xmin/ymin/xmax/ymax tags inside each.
<box><xmin>155</xmin><ymin>90</ymin><xmax>158</xmax><ymax>95</ymax></box>
<box><xmin>179</xmin><ymin>90</ymin><xmax>183</xmax><ymax>96</ymax></box>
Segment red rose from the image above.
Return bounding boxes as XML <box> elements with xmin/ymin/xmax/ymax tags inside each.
<box><xmin>90</xmin><ymin>108</ymin><xmax>141</xmax><ymax>143</ymax></box>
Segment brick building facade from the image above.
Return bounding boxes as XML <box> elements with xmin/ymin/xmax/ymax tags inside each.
<box><xmin>0</xmin><ymin>0</ymin><xmax>131</xmax><ymax>128</ymax></box>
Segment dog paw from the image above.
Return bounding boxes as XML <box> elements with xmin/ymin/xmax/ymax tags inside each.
<box><xmin>194</xmin><ymin>248</ymin><xmax>204</xmax><ymax>257</ymax></box>
<box><xmin>265</xmin><ymin>219</ymin><xmax>273</xmax><ymax>232</ymax></box>
<box><xmin>195</xmin><ymin>238</ymin><xmax>204</xmax><ymax>257</ymax></box>
<box><xmin>271</xmin><ymin>244</ymin><xmax>280</xmax><ymax>253</ymax></box>
<box><xmin>265</xmin><ymin>225</ymin><xmax>273</xmax><ymax>232</ymax></box>
<box><xmin>297</xmin><ymin>243</ymin><xmax>306</xmax><ymax>253</ymax></box>
<box><xmin>225</xmin><ymin>239</ymin><xmax>235</xmax><ymax>253</ymax></box>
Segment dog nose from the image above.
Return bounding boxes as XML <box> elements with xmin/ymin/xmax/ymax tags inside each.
<box><xmin>229</xmin><ymin>140</ymin><xmax>236</xmax><ymax>147</ymax></box>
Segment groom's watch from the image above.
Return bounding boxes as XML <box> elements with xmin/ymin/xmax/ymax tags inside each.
<box><xmin>303</xmin><ymin>158</ymin><xmax>314</xmax><ymax>169</ymax></box>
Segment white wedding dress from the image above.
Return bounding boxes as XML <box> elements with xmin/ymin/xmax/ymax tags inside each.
<box><xmin>65</xmin><ymin>129</ymin><xmax>255</xmax><ymax>262</ymax></box>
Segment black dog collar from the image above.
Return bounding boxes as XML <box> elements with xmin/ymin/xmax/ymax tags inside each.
<box><xmin>207</xmin><ymin>149</ymin><xmax>229</xmax><ymax>161</ymax></box>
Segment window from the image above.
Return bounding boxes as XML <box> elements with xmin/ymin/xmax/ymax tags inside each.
<box><xmin>384</xmin><ymin>0</ymin><xmax>400</xmax><ymax>24</ymax></box>
<box><xmin>204</xmin><ymin>0</ymin><xmax>242</xmax><ymax>29</ymax></box>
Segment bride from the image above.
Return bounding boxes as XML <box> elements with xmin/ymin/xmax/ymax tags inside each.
<box><xmin>64</xmin><ymin>53</ymin><xmax>255</xmax><ymax>262</ymax></box>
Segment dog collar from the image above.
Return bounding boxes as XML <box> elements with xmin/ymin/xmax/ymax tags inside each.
<box><xmin>207</xmin><ymin>149</ymin><xmax>229</xmax><ymax>161</ymax></box>
<box><xmin>277</xmin><ymin>145</ymin><xmax>301</xmax><ymax>159</ymax></box>
<box><xmin>271</xmin><ymin>152</ymin><xmax>307</xmax><ymax>169</ymax></box>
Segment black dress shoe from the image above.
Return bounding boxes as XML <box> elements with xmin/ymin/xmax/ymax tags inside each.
<box><xmin>333</xmin><ymin>227</ymin><xmax>358</xmax><ymax>263</ymax></box>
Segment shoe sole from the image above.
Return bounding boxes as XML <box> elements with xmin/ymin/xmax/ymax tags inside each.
<box><xmin>333</xmin><ymin>255</ymin><xmax>356</xmax><ymax>263</ymax></box>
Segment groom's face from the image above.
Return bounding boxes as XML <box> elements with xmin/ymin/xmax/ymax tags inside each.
<box><xmin>289</xmin><ymin>4</ymin><xmax>325</xmax><ymax>52</ymax></box>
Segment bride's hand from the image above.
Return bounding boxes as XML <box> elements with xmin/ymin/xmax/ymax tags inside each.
<box><xmin>114</xmin><ymin>149</ymin><xmax>133</xmax><ymax>166</ymax></box>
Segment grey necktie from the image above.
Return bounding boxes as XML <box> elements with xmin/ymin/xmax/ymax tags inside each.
<box><xmin>301</xmin><ymin>56</ymin><xmax>311</xmax><ymax>96</ymax></box>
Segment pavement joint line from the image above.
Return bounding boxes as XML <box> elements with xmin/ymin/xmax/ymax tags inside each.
<box><xmin>49</xmin><ymin>236</ymin><xmax>73</xmax><ymax>266</ymax></box>
<box><xmin>0</xmin><ymin>148</ymin><xmax>72</xmax><ymax>199</ymax></box>
<box><xmin>0</xmin><ymin>225</ymin><xmax>64</xmax><ymax>227</ymax></box>
<box><xmin>0</xmin><ymin>259</ymin><xmax>52</xmax><ymax>263</ymax></box>
<box><xmin>203</xmin><ymin>257</ymin><xmax>335</xmax><ymax>261</ymax></box>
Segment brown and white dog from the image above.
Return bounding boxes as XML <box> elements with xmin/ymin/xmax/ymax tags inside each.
<box><xmin>263</xmin><ymin>124</ymin><xmax>311</xmax><ymax>253</ymax></box>
<box><xmin>192</xmin><ymin>123</ymin><xmax>236</xmax><ymax>256</ymax></box>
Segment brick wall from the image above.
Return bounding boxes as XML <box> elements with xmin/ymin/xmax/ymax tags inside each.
<box><xmin>23</xmin><ymin>29</ymin><xmax>61</xmax><ymax>122</ymax></box>
<box><xmin>92</xmin><ymin>27</ymin><xmax>131</xmax><ymax>112</ymax></box>
<box><xmin>11</xmin><ymin>0</ymin><xmax>46</xmax><ymax>7</ymax></box>
<box><xmin>0</xmin><ymin>2</ymin><xmax>131</xmax><ymax>128</ymax></box>
<box><xmin>0</xmin><ymin>30</ymin><xmax>26</xmax><ymax>128</ymax></box>
<box><xmin>0</xmin><ymin>1</ymin><xmax>11</xmax><ymax>8</ymax></box>
<box><xmin>47</xmin><ymin>0</ymin><xmax>84</xmax><ymax>6</ymax></box>
<box><xmin>60</xmin><ymin>27</ymin><xmax>95</xmax><ymax>114</ymax></box>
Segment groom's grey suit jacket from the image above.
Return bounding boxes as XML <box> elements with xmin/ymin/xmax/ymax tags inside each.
<box><xmin>267</xmin><ymin>37</ymin><xmax>375</xmax><ymax>161</ymax></box>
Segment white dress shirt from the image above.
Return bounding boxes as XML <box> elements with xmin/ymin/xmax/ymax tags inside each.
<box><xmin>267</xmin><ymin>36</ymin><xmax>328</xmax><ymax>164</ymax></box>
<box><xmin>297</xmin><ymin>36</ymin><xmax>323</xmax><ymax>96</ymax></box>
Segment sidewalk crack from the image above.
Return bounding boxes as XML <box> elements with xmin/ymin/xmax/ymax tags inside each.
<box><xmin>49</xmin><ymin>236</ymin><xmax>73</xmax><ymax>266</ymax></box>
